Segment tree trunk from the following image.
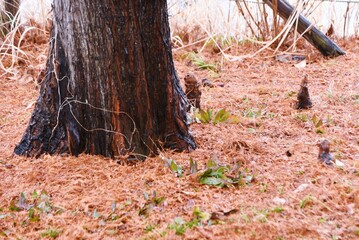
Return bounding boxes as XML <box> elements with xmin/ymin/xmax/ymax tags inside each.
<box><xmin>264</xmin><ymin>0</ymin><xmax>345</xmax><ymax>57</ymax></box>
<box><xmin>14</xmin><ymin>0</ymin><xmax>196</xmax><ymax>159</ymax></box>
<box><xmin>1</xmin><ymin>0</ymin><xmax>19</xmax><ymax>34</ymax></box>
<box><xmin>5</xmin><ymin>0</ymin><xmax>19</xmax><ymax>17</ymax></box>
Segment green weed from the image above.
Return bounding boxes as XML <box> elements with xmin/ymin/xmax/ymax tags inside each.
<box><xmin>272</xmin><ymin>206</ymin><xmax>284</xmax><ymax>213</ymax></box>
<box><xmin>41</xmin><ymin>228</ymin><xmax>62</xmax><ymax>239</ymax></box>
<box><xmin>195</xmin><ymin>108</ymin><xmax>239</xmax><ymax>124</ymax></box>
<box><xmin>300</xmin><ymin>195</ymin><xmax>313</xmax><ymax>208</ymax></box>
<box><xmin>185</xmin><ymin>52</ymin><xmax>218</xmax><ymax>71</ymax></box>
<box><xmin>164</xmin><ymin>158</ymin><xmax>183</xmax><ymax>177</ymax></box>
<box><xmin>139</xmin><ymin>191</ymin><xmax>165</xmax><ymax>217</ymax></box>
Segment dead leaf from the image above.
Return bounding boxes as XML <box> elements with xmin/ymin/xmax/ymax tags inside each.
<box><xmin>294</xmin><ymin>60</ymin><xmax>306</xmax><ymax>69</ymax></box>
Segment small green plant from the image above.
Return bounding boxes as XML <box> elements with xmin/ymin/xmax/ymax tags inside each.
<box><xmin>185</xmin><ymin>52</ymin><xmax>218</xmax><ymax>71</ymax></box>
<box><xmin>196</xmin><ymin>157</ymin><xmax>254</xmax><ymax>188</ymax></box>
<box><xmin>195</xmin><ymin>108</ymin><xmax>239</xmax><ymax>124</ymax></box>
<box><xmin>353</xmin><ymin>94</ymin><xmax>359</xmax><ymax>104</ymax></box>
<box><xmin>319</xmin><ymin>217</ymin><xmax>326</xmax><ymax>224</ymax></box>
<box><xmin>286</xmin><ymin>90</ymin><xmax>296</xmax><ymax>97</ymax></box>
<box><xmin>326</xmin><ymin>90</ymin><xmax>333</xmax><ymax>98</ymax></box>
<box><xmin>296</xmin><ymin>170</ymin><xmax>305</xmax><ymax>175</ymax></box>
<box><xmin>295</xmin><ymin>113</ymin><xmax>309</xmax><ymax>122</ymax></box>
<box><xmin>312</xmin><ymin>114</ymin><xmax>324</xmax><ymax>134</ymax></box>
<box><xmin>41</xmin><ymin>228</ymin><xmax>62</xmax><ymax>239</ymax></box>
<box><xmin>168</xmin><ymin>207</ymin><xmax>211</xmax><ymax>235</ymax></box>
<box><xmin>272</xmin><ymin>206</ymin><xmax>284</xmax><ymax>213</ymax></box>
<box><xmin>168</xmin><ymin>217</ymin><xmax>187</xmax><ymax>235</ymax></box>
<box><xmin>213</xmin><ymin>109</ymin><xmax>231</xmax><ymax>124</ymax></box>
<box><xmin>300</xmin><ymin>195</ymin><xmax>313</xmax><ymax>208</ymax></box>
<box><xmin>28</xmin><ymin>208</ymin><xmax>40</xmax><ymax>222</ymax></box>
<box><xmin>105</xmin><ymin>229</ymin><xmax>118</xmax><ymax>236</ymax></box>
<box><xmin>164</xmin><ymin>158</ymin><xmax>183</xmax><ymax>177</ymax></box>
<box><xmin>92</xmin><ymin>209</ymin><xmax>101</xmax><ymax>219</ymax></box>
<box><xmin>1</xmin><ymin>230</ymin><xmax>9</xmax><ymax>237</ymax></box>
<box><xmin>198</xmin><ymin>165</ymin><xmax>233</xmax><ymax>187</ymax></box>
<box><xmin>192</xmin><ymin>206</ymin><xmax>211</xmax><ymax>222</ymax></box>
<box><xmin>247</xmin><ymin>128</ymin><xmax>256</xmax><ymax>134</ymax></box>
<box><xmin>253</xmin><ymin>209</ymin><xmax>269</xmax><ymax>223</ymax></box>
<box><xmin>8</xmin><ymin>191</ymin><xmax>62</xmax><ymax>224</ymax></box>
<box><xmin>139</xmin><ymin>191</ymin><xmax>165</xmax><ymax>217</ymax></box>
<box><xmin>189</xmin><ymin>157</ymin><xmax>198</xmax><ymax>174</ymax></box>
<box><xmin>295</xmin><ymin>113</ymin><xmax>325</xmax><ymax>133</ymax></box>
<box><xmin>259</xmin><ymin>183</ymin><xmax>267</xmax><ymax>193</ymax></box>
<box><xmin>145</xmin><ymin>224</ymin><xmax>155</xmax><ymax>233</ymax></box>
<box><xmin>196</xmin><ymin>109</ymin><xmax>213</xmax><ymax>123</ymax></box>
<box><xmin>242</xmin><ymin>108</ymin><xmax>262</xmax><ymax>118</ymax></box>
<box><xmin>277</xmin><ymin>185</ymin><xmax>284</xmax><ymax>195</ymax></box>
<box><xmin>9</xmin><ymin>200</ymin><xmax>20</xmax><ymax>212</ymax></box>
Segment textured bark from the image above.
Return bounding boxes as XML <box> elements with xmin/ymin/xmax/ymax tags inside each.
<box><xmin>14</xmin><ymin>0</ymin><xmax>196</xmax><ymax>159</ymax></box>
<box><xmin>4</xmin><ymin>0</ymin><xmax>19</xmax><ymax>17</ymax></box>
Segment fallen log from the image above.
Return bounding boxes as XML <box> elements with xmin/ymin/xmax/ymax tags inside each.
<box><xmin>264</xmin><ymin>0</ymin><xmax>345</xmax><ymax>57</ymax></box>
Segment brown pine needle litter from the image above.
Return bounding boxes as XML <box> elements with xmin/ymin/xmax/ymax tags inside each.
<box><xmin>1</xmin><ymin>30</ymin><xmax>359</xmax><ymax>240</ymax></box>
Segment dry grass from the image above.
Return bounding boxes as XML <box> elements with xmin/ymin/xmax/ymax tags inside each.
<box><xmin>0</xmin><ymin>1</ymin><xmax>358</xmax><ymax>239</ymax></box>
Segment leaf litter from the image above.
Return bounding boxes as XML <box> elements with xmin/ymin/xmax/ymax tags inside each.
<box><xmin>0</xmin><ymin>31</ymin><xmax>358</xmax><ymax>239</ymax></box>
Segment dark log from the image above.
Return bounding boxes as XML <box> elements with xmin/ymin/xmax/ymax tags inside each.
<box><xmin>264</xmin><ymin>0</ymin><xmax>345</xmax><ymax>57</ymax></box>
<box><xmin>14</xmin><ymin>0</ymin><xmax>196</xmax><ymax>160</ymax></box>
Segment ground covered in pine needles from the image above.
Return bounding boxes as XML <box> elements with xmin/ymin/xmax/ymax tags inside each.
<box><xmin>0</xmin><ymin>33</ymin><xmax>358</xmax><ymax>240</ymax></box>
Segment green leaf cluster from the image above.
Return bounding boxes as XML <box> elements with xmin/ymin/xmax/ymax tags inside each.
<box><xmin>168</xmin><ymin>207</ymin><xmax>211</xmax><ymax>235</ymax></box>
<box><xmin>197</xmin><ymin>159</ymin><xmax>241</xmax><ymax>188</ymax></box>
<box><xmin>139</xmin><ymin>191</ymin><xmax>166</xmax><ymax>217</ymax></box>
<box><xmin>41</xmin><ymin>228</ymin><xmax>62</xmax><ymax>239</ymax></box>
<box><xmin>195</xmin><ymin>108</ymin><xmax>239</xmax><ymax>124</ymax></box>
<box><xmin>295</xmin><ymin>113</ymin><xmax>329</xmax><ymax>134</ymax></box>
<box><xmin>165</xmin><ymin>158</ymin><xmax>183</xmax><ymax>177</ymax></box>
<box><xmin>185</xmin><ymin>52</ymin><xmax>218</xmax><ymax>71</ymax></box>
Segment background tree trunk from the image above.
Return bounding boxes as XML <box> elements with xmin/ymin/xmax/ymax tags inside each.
<box><xmin>1</xmin><ymin>0</ymin><xmax>19</xmax><ymax>34</ymax></box>
<box><xmin>14</xmin><ymin>0</ymin><xmax>196</xmax><ymax>159</ymax></box>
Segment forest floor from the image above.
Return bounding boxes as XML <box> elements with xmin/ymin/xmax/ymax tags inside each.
<box><xmin>0</xmin><ymin>32</ymin><xmax>358</xmax><ymax>240</ymax></box>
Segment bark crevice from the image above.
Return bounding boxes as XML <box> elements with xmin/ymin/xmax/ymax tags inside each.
<box><xmin>14</xmin><ymin>0</ymin><xmax>196</xmax><ymax>159</ymax></box>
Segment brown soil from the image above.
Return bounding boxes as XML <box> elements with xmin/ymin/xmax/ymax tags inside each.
<box><xmin>0</xmin><ymin>34</ymin><xmax>358</xmax><ymax>240</ymax></box>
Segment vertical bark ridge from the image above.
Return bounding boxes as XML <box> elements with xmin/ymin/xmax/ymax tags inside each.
<box><xmin>14</xmin><ymin>0</ymin><xmax>196</xmax><ymax>159</ymax></box>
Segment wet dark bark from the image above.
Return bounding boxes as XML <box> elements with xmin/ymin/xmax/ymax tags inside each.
<box><xmin>264</xmin><ymin>0</ymin><xmax>345</xmax><ymax>57</ymax></box>
<box><xmin>14</xmin><ymin>0</ymin><xmax>196</xmax><ymax>159</ymax></box>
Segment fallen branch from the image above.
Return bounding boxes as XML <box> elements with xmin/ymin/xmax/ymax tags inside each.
<box><xmin>264</xmin><ymin>0</ymin><xmax>346</xmax><ymax>57</ymax></box>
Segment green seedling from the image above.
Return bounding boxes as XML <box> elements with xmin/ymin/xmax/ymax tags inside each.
<box><xmin>259</xmin><ymin>183</ymin><xmax>267</xmax><ymax>192</ymax></box>
<box><xmin>168</xmin><ymin>207</ymin><xmax>211</xmax><ymax>235</ymax></box>
<box><xmin>145</xmin><ymin>224</ymin><xmax>155</xmax><ymax>233</ymax></box>
<box><xmin>139</xmin><ymin>191</ymin><xmax>165</xmax><ymax>217</ymax></box>
<box><xmin>272</xmin><ymin>206</ymin><xmax>284</xmax><ymax>213</ymax></box>
<box><xmin>196</xmin><ymin>109</ymin><xmax>213</xmax><ymax>123</ymax></box>
<box><xmin>41</xmin><ymin>228</ymin><xmax>62</xmax><ymax>239</ymax></box>
<box><xmin>300</xmin><ymin>195</ymin><xmax>313</xmax><ymax>208</ymax></box>
<box><xmin>164</xmin><ymin>158</ymin><xmax>183</xmax><ymax>177</ymax></box>
<box><xmin>189</xmin><ymin>158</ymin><xmax>198</xmax><ymax>174</ymax></box>
<box><xmin>213</xmin><ymin>109</ymin><xmax>231</xmax><ymax>124</ymax></box>
<box><xmin>253</xmin><ymin>209</ymin><xmax>269</xmax><ymax>223</ymax></box>
<box><xmin>186</xmin><ymin>52</ymin><xmax>218</xmax><ymax>71</ymax></box>
<box><xmin>195</xmin><ymin>108</ymin><xmax>239</xmax><ymax>124</ymax></box>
